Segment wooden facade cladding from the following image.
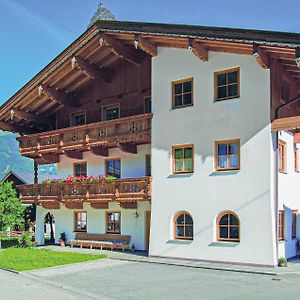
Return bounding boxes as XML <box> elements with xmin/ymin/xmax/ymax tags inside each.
<box><xmin>17</xmin><ymin>177</ymin><xmax>151</xmax><ymax>210</ymax></box>
<box><xmin>18</xmin><ymin>113</ymin><xmax>152</xmax><ymax>163</ymax></box>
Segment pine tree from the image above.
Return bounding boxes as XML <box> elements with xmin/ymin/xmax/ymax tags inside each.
<box><xmin>88</xmin><ymin>1</ymin><xmax>116</xmax><ymax>28</ymax></box>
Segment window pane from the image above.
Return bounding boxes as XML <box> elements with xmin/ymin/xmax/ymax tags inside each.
<box><xmin>218</xmin><ymin>144</ymin><xmax>227</xmax><ymax>155</ymax></box>
<box><xmin>228</xmin><ymin>143</ymin><xmax>239</xmax><ymax>155</ymax></box>
<box><xmin>175</xmin><ymin>95</ymin><xmax>182</xmax><ymax>107</ymax></box>
<box><xmin>185</xmin><ymin>225</ymin><xmax>193</xmax><ymax>238</ymax></box>
<box><xmin>81</xmin><ymin>213</ymin><xmax>87</xmax><ymax>222</ymax></box>
<box><xmin>176</xmin><ymin>214</ymin><xmax>184</xmax><ymax>224</ymax></box>
<box><xmin>228</xmin><ymin>84</ymin><xmax>238</xmax><ymax>97</ymax></box>
<box><xmin>184</xmin><ymin>159</ymin><xmax>193</xmax><ymax>171</ymax></box>
<box><xmin>184</xmin><ymin>148</ymin><xmax>193</xmax><ymax>159</ymax></box>
<box><xmin>217</xmin><ymin>86</ymin><xmax>227</xmax><ymax>99</ymax></box>
<box><xmin>175</xmin><ymin>160</ymin><xmax>183</xmax><ymax>172</ymax></box>
<box><xmin>230</xmin><ymin>227</ymin><xmax>239</xmax><ymax>239</ymax></box>
<box><xmin>175</xmin><ymin>149</ymin><xmax>183</xmax><ymax>159</ymax></box>
<box><xmin>230</xmin><ymin>214</ymin><xmax>239</xmax><ymax>225</ymax></box>
<box><xmin>217</xmin><ymin>74</ymin><xmax>226</xmax><ymax>86</ymax></box>
<box><xmin>218</xmin><ymin>156</ymin><xmax>227</xmax><ymax>169</ymax></box>
<box><xmin>176</xmin><ymin>226</ymin><xmax>184</xmax><ymax>237</ymax></box>
<box><xmin>174</xmin><ymin>83</ymin><xmax>182</xmax><ymax>95</ymax></box>
<box><xmin>219</xmin><ymin>227</ymin><xmax>228</xmax><ymax>239</ymax></box>
<box><xmin>228</xmin><ymin>156</ymin><xmax>239</xmax><ymax>168</ymax></box>
<box><xmin>183</xmin><ymin>93</ymin><xmax>192</xmax><ymax>105</ymax></box>
<box><xmin>183</xmin><ymin>80</ymin><xmax>192</xmax><ymax>93</ymax></box>
<box><xmin>185</xmin><ymin>214</ymin><xmax>193</xmax><ymax>224</ymax></box>
<box><xmin>219</xmin><ymin>214</ymin><xmax>228</xmax><ymax>225</ymax></box>
<box><xmin>105</xmin><ymin>107</ymin><xmax>119</xmax><ymax>120</ymax></box>
<box><xmin>228</xmin><ymin>71</ymin><xmax>238</xmax><ymax>84</ymax></box>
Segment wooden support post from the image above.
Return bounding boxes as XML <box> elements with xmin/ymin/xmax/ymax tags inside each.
<box><xmin>253</xmin><ymin>43</ymin><xmax>269</xmax><ymax>69</ymax></box>
<box><xmin>188</xmin><ymin>38</ymin><xmax>208</xmax><ymax>61</ymax></box>
<box><xmin>34</xmin><ymin>161</ymin><xmax>38</xmax><ymax>184</ymax></box>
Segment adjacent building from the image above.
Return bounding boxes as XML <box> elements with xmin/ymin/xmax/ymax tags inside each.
<box><xmin>1</xmin><ymin>21</ymin><xmax>300</xmax><ymax>266</ymax></box>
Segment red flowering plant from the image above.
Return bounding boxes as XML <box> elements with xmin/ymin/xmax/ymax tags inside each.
<box><xmin>42</xmin><ymin>175</ymin><xmax>116</xmax><ymax>184</ymax></box>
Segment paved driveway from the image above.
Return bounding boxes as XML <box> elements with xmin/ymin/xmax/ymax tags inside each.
<box><xmin>13</xmin><ymin>258</ymin><xmax>300</xmax><ymax>300</ymax></box>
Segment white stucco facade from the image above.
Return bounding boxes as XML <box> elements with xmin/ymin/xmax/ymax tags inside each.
<box><xmin>277</xmin><ymin>131</ymin><xmax>300</xmax><ymax>259</ymax></box>
<box><xmin>149</xmin><ymin>48</ymin><xmax>277</xmax><ymax>266</ymax></box>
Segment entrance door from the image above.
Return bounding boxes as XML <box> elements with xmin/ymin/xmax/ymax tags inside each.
<box><xmin>145</xmin><ymin>211</ymin><xmax>151</xmax><ymax>253</ymax></box>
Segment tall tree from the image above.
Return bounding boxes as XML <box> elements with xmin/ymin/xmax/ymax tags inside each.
<box><xmin>0</xmin><ymin>181</ymin><xmax>25</xmax><ymax>231</ymax></box>
<box><xmin>88</xmin><ymin>1</ymin><xmax>116</xmax><ymax>28</ymax></box>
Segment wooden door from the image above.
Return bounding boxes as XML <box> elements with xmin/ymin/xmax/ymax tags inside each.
<box><xmin>145</xmin><ymin>211</ymin><xmax>151</xmax><ymax>253</ymax></box>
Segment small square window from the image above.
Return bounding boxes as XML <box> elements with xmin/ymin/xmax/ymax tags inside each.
<box><xmin>71</xmin><ymin>112</ymin><xmax>86</xmax><ymax>126</ymax></box>
<box><xmin>102</xmin><ymin>105</ymin><xmax>120</xmax><ymax>121</ymax></box>
<box><xmin>215</xmin><ymin>139</ymin><xmax>240</xmax><ymax>171</ymax></box>
<box><xmin>215</xmin><ymin>68</ymin><xmax>240</xmax><ymax>101</ymax></box>
<box><xmin>172</xmin><ymin>145</ymin><xmax>194</xmax><ymax>174</ymax></box>
<box><xmin>74</xmin><ymin>162</ymin><xmax>87</xmax><ymax>177</ymax></box>
<box><xmin>105</xmin><ymin>159</ymin><xmax>121</xmax><ymax>178</ymax></box>
<box><xmin>172</xmin><ymin>78</ymin><xmax>193</xmax><ymax>109</ymax></box>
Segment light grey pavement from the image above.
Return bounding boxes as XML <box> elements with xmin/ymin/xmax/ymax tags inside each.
<box><xmin>22</xmin><ymin>259</ymin><xmax>300</xmax><ymax>300</ymax></box>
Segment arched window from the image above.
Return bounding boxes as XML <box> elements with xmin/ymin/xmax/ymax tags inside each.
<box><xmin>217</xmin><ymin>211</ymin><xmax>240</xmax><ymax>242</ymax></box>
<box><xmin>174</xmin><ymin>212</ymin><xmax>193</xmax><ymax>240</ymax></box>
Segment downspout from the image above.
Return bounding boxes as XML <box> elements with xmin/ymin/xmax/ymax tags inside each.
<box><xmin>273</xmin><ymin>94</ymin><xmax>300</xmax><ymax>262</ymax></box>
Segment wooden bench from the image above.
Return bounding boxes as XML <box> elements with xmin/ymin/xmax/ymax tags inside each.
<box><xmin>70</xmin><ymin>233</ymin><xmax>131</xmax><ymax>251</ymax></box>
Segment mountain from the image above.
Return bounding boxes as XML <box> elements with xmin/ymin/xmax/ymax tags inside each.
<box><xmin>0</xmin><ymin>131</ymin><xmax>57</xmax><ymax>181</ymax></box>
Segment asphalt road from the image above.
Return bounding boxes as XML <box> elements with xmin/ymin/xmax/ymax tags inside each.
<box><xmin>1</xmin><ymin>260</ymin><xmax>300</xmax><ymax>300</ymax></box>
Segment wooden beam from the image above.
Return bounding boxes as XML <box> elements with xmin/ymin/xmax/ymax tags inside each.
<box><xmin>37</xmin><ymin>154</ymin><xmax>60</xmax><ymax>164</ymax></box>
<box><xmin>90</xmin><ymin>147</ymin><xmax>109</xmax><ymax>157</ymax></box>
<box><xmin>64</xmin><ymin>150</ymin><xmax>83</xmax><ymax>160</ymax></box>
<box><xmin>119</xmin><ymin>143</ymin><xmax>137</xmax><ymax>154</ymax></box>
<box><xmin>253</xmin><ymin>43</ymin><xmax>269</xmax><ymax>69</ymax></box>
<box><xmin>295</xmin><ymin>47</ymin><xmax>300</xmax><ymax>68</ymax></box>
<box><xmin>0</xmin><ymin>120</ymin><xmax>35</xmax><ymax>134</ymax></box>
<box><xmin>71</xmin><ymin>57</ymin><xmax>112</xmax><ymax>83</ymax></box>
<box><xmin>188</xmin><ymin>38</ymin><xmax>208</xmax><ymax>61</ymax></box>
<box><xmin>272</xmin><ymin>116</ymin><xmax>300</xmax><ymax>131</ymax></box>
<box><xmin>39</xmin><ymin>84</ymin><xmax>80</xmax><ymax>108</ymax></box>
<box><xmin>100</xmin><ymin>32</ymin><xmax>143</xmax><ymax>65</ymax></box>
<box><xmin>11</xmin><ymin>109</ymin><xmax>51</xmax><ymax>126</ymax></box>
<box><xmin>136</xmin><ymin>35</ymin><xmax>157</xmax><ymax>57</ymax></box>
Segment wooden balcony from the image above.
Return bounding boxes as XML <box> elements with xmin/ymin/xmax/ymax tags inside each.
<box><xmin>18</xmin><ymin>113</ymin><xmax>152</xmax><ymax>163</ymax></box>
<box><xmin>18</xmin><ymin>177</ymin><xmax>151</xmax><ymax>210</ymax></box>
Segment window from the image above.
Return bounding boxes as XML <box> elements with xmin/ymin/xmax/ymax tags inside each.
<box><xmin>174</xmin><ymin>212</ymin><xmax>193</xmax><ymax>240</ymax></box>
<box><xmin>172</xmin><ymin>145</ymin><xmax>194</xmax><ymax>174</ymax></box>
<box><xmin>70</xmin><ymin>111</ymin><xmax>86</xmax><ymax>126</ymax></box>
<box><xmin>102</xmin><ymin>104</ymin><xmax>120</xmax><ymax>121</ymax></box>
<box><xmin>292</xmin><ymin>210</ymin><xmax>298</xmax><ymax>239</ymax></box>
<box><xmin>105</xmin><ymin>159</ymin><xmax>121</xmax><ymax>178</ymax></box>
<box><xmin>172</xmin><ymin>78</ymin><xmax>193</xmax><ymax>109</ymax></box>
<box><xmin>217</xmin><ymin>211</ymin><xmax>240</xmax><ymax>242</ymax></box>
<box><xmin>278</xmin><ymin>140</ymin><xmax>286</xmax><ymax>173</ymax></box>
<box><xmin>214</xmin><ymin>67</ymin><xmax>240</xmax><ymax>101</ymax></box>
<box><xmin>278</xmin><ymin>210</ymin><xmax>284</xmax><ymax>241</ymax></box>
<box><xmin>145</xmin><ymin>155</ymin><xmax>151</xmax><ymax>176</ymax></box>
<box><xmin>215</xmin><ymin>139</ymin><xmax>240</xmax><ymax>171</ymax></box>
<box><xmin>74</xmin><ymin>211</ymin><xmax>87</xmax><ymax>232</ymax></box>
<box><xmin>106</xmin><ymin>212</ymin><xmax>121</xmax><ymax>234</ymax></box>
<box><xmin>74</xmin><ymin>162</ymin><xmax>87</xmax><ymax>177</ymax></box>
<box><xmin>295</xmin><ymin>147</ymin><xmax>299</xmax><ymax>172</ymax></box>
<box><xmin>144</xmin><ymin>97</ymin><xmax>152</xmax><ymax>113</ymax></box>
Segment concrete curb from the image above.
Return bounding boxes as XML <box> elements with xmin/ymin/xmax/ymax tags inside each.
<box><xmin>108</xmin><ymin>257</ymin><xmax>278</xmax><ymax>276</ymax></box>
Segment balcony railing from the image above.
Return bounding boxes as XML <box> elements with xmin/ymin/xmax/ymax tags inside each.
<box><xmin>18</xmin><ymin>113</ymin><xmax>152</xmax><ymax>158</ymax></box>
<box><xmin>18</xmin><ymin>177</ymin><xmax>151</xmax><ymax>209</ymax></box>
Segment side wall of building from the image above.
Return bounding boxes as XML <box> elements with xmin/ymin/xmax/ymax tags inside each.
<box><xmin>277</xmin><ymin>131</ymin><xmax>300</xmax><ymax>259</ymax></box>
<box><xmin>56</xmin><ymin>144</ymin><xmax>150</xmax><ymax>178</ymax></box>
<box><xmin>150</xmin><ymin>48</ymin><xmax>277</xmax><ymax>266</ymax></box>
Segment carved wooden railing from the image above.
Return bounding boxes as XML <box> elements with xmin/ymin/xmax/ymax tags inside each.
<box><xmin>18</xmin><ymin>177</ymin><xmax>151</xmax><ymax>209</ymax></box>
<box><xmin>18</xmin><ymin>113</ymin><xmax>152</xmax><ymax>157</ymax></box>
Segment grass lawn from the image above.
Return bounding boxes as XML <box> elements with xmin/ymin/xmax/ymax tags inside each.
<box><xmin>0</xmin><ymin>248</ymin><xmax>107</xmax><ymax>271</ymax></box>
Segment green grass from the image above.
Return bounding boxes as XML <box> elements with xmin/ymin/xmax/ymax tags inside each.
<box><xmin>0</xmin><ymin>248</ymin><xmax>107</xmax><ymax>271</ymax></box>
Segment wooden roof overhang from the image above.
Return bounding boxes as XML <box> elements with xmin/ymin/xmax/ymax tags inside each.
<box><xmin>2</xmin><ymin>21</ymin><xmax>300</xmax><ymax>135</ymax></box>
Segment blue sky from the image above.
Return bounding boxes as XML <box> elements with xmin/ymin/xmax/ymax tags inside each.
<box><xmin>1</xmin><ymin>0</ymin><xmax>300</xmax><ymax>105</ymax></box>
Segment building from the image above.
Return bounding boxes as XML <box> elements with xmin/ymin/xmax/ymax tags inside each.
<box><xmin>1</xmin><ymin>20</ymin><xmax>300</xmax><ymax>266</ymax></box>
